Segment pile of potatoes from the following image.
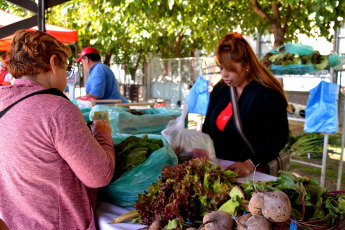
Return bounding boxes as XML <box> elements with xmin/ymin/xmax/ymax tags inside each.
<box><xmin>242</xmin><ymin>190</ymin><xmax>292</xmax><ymax>230</ymax></box>
<box><xmin>243</xmin><ymin>190</ymin><xmax>292</xmax><ymax>230</ymax></box>
<box><xmin>148</xmin><ymin>190</ymin><xmax>292</xmax><ymax>230</ymax></box>
<box><xmin>184</xmin><ymin>190</ymin><xmax>291</xmax><ymax>230</ymax></box>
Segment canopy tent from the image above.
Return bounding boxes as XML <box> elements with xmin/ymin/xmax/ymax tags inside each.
<box><xmin>0</xmin><ymin>9</ymin><xmax>77</xmax><ymax>51</ymax></box>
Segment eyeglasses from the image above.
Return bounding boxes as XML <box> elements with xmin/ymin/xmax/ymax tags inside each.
<box><xmin>67</xmin><ymin>63</ymin><xmax>75</xmax><ymax>80</ymax></box>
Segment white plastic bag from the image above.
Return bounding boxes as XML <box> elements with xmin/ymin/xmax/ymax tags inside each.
<box><xmin>161</xmin><ymin>102</ymin><xmax>219</xmax><ymax>166</ymax></box>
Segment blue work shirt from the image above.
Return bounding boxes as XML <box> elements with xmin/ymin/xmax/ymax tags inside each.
<box><xmin>85</xmin><ymin>62</ymin><xmax>129</xmax><ymax>103</ymax></box>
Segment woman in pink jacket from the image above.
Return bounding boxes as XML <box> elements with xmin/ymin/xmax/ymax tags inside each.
<box><xmin>0</xmin><ymin>30</ymin><xmax>115</xmax><ymax>229</ymax></box>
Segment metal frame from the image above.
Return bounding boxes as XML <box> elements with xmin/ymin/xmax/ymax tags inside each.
<box><xmin>0</xmin><ymin>0</ymin><xmax>70</xmax><ymax>38</ymax></box>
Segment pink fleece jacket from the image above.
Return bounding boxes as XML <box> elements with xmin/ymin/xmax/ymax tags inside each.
<box><xmin>0</xmin><ymin>80</ymin><xmax>115</xmax><ymax>230</ymax></box>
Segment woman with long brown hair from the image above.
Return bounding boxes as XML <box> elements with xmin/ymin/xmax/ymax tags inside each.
<box><xmin>202</xmin><ymin>32</ymin><xmax>289</xmax><ymax>177</ymax></box>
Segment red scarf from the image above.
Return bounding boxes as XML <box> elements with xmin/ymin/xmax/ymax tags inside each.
<box><xmin>216</xmin><ymin>102</ymin><xmax>233</xmax><ymax>131</ymax></box>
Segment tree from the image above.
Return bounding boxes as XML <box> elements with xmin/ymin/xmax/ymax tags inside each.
<box><xmin>230</xmin><ymin>0</ymin><xmax>345</xmax><ymax>48</ymax></box>
<box><xmin>3</xmin><ymin>0</ymin><xmax>345</xmax><ymax>59</ymax></box>
<box><xmin>0</xmin><ymin>0</ymin><xmax>33</xmax><ymax>17</ymax></box>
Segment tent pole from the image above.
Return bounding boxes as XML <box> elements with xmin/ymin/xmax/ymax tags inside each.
<box><xmin>37</xmin><ymin>0</ymin><xmax>45</xmax><ymax>32</ymax></box>
<box><xmin>337</xmin><ymin>82</ymin><xmax>345</xmax><ymax>190</ymax></box>
<box><xmin>320</xmin><ymin>133</ymin><xmax>329</xmax><ymax>187</ymax></box>
<box><xmin>75</xmin><ymin>42</ymin><xmax>81</xmax><ymax>97</ymax></box>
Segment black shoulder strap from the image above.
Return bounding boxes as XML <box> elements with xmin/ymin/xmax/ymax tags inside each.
<box><xmin>0</xmin><ymin>88</ymin><xmax>68</xmax><ymax>119</ymax></box>
<box><xmin>229</xmin><ymin>86</ymin><xmax>256</xmax><ymax>155</ymax></box>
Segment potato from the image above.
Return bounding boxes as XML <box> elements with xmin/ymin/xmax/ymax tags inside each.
<box><xmin>248</xmin><ymin>192</ymin><xmax>264</xmax><ymax>215</ymax></box>
<box><xmin>236</xmin><ymin>213</ymin><xmax>252</xmax><ymax>230</ymax></box>
<box><xmin>262</xmin><ymin>191</ymin><xmax>292</xmax><ymax>222</ymax></box>
<box><xmin>202</xmin><ymin>210</ymin><xmax>233</xmax><ymax>230</ymax></box>
<box><xmin>149</xmin><ymin>220</ymin><xmax>163</xmax><ymax>230</ymax></box>
<box><xmin>246</xmin><ymin>215</ymin><xmax>272</xmax><ymax>230</ymax></box>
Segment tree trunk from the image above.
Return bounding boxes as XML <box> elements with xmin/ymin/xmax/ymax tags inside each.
<box><xmin>270</xmin><ymin>22</ymin><xmax>285</xmax><ymax>48</ymax></box>
<box><xmin>173</xmin><ymin>31</ymin><xmax>184</xmax><ymax>58</ymax></box>
<box><xmin>104</xmin><ymin>52</ymin><xmax>112</xmax><ymax>66</ymax></box>
<box><xmin>251</xmin><ymin>0</ymin><xmax>290</xmax><ymax>48</ymax></box>
<box><xmin>128</xmin><ymin>50</ymin><xmax>143</xmax><ymax>81</ymax></box>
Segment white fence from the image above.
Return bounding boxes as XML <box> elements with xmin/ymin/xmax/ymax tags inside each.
<box><xmin>148</xmin><ymin>57</ymin><xmax>219</xmax><ymax>101</ymax></box>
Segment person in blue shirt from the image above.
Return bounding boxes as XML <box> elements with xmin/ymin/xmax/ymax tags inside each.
<box><xmin>76</xmin><ymin>47</ymin><xmax>129</xmax><ymax>103</ymax></box>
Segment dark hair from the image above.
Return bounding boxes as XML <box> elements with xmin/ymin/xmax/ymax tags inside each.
<box><xmin>216</xmin><ymin>32</ymin><xmax>289</xmax><ymax>109</ymax></box>
<box><xmin>83</xmin><ymin>53</ymin><xmax>101</xmax><ymax>62</ymax></box>
<box><xmin>6</xmin><ymin>30</ymin><xmax>71</xmax><ymax>78</ymax></box>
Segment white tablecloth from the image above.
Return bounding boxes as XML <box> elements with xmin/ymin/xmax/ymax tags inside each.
<box><xmin>96</xmin><ymin>159</ymin><xmax>277</xmax><ymax>230</ymax></box>
<box><xmin>95</xmin><ymin>201</ymin><xmax>146</xmax><ymax>230</ymax></box>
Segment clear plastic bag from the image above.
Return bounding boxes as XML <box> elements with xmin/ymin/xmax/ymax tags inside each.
<box><xmin>304</xmin><ymin>79</ymin><xmax>339</xmax><ymax>133</ymax></box>
<box><xmin>90</xmin><ymin>105</ymin><xmax>182</xmax><ymax>136</ymax></box>
<box><xmin>161</xmin><ymin>102</ymin><xmax>219</xmax><ymax>166</ymax></box>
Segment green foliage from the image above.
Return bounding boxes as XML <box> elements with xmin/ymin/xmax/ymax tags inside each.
<box><xmin>1</xmin><ymin>0</ymin><xmax>344</xmax><ymax>65</ymax></box>
<box><xmin>0</xmin><ymin>0</ymin><xmax>33</xmax><ymax>17</ymax></box>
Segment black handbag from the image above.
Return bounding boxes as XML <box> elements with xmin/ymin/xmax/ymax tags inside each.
<box><xmin>229</xmin><ymin>86</ymin><xmax>290</xmax><ymax>177</ymax></box>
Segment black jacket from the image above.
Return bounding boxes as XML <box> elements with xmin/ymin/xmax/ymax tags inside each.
<box><xmin>202</xmin><ymin>80</ymin><xmax>289</xmax><ymax>166</ymax></box>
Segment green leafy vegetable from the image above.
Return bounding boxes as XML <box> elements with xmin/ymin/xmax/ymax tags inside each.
<box><xmin>134</xmin><ymin>158</ymin><xmax>238</xmax><ymax>227</ymax></box>
<box><xmin>113</xmin><ymin>135</ymin><xmax>164</xmax><ymax>181</ymax></box>
<box><xmin>218</xmin><ymin>186</ymin><xmax>248</xmax><ymax>216</ymax></box>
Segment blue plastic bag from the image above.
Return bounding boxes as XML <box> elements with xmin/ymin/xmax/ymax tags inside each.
<box><xmin>97</xmin><ymin>134</ymin><xmax>178</xmax><ymax>207</ymax></box>
<box><xmin>186</xmin><ymin>76</ymin><xmax>210</xmax><ymax>115</ymax></box>
<box><xmin>304</xmin><ymin>79</ymin><xmax>339</xmax><ymax>133</ymax></box>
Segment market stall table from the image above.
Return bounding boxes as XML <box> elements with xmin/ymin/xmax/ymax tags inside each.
<box><xmin>96</xmin><ymin>159</ymin><xmax>277</xmax><ymax>230</ymax></box>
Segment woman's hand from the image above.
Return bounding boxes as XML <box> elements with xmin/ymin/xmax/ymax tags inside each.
<box><xmin>226</xmin><ymin>159</ymin><xmax>255</xmax><ymax>177</ymax></box>
<box><xmin>91</xmin><ymin>120</ymin><xmax>112</xmax><ymax>134</ymax></box>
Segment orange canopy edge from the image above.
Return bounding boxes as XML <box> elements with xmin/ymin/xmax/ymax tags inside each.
<box><xmin>0</xmin><ymin>9</ymin><xmax>78</xmax><ymax>51</ymax></box>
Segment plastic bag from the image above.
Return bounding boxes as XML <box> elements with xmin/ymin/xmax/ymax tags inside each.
<box><xmin>186</xmin><ymin>76</ymin><xmax>210</xmax><ymax>115</ymax></box>
<box><xmin>269</xmin><ymin>42</ymin><xmax>315</xmax><ymax>56</ymax></box>
<box><xmin>90</xmin><ymin>105</ymin><xmax>182</xmax><ymax>136</ymax></box>
<box><xmin>80</xmin><ymin>107</ymin><xmax>92</xmax><ymax>123</ymax></box>
<box><xmin>270</xmin><ymin>64</ymin><xmax>318</xmax><ymax>75</ymax></box>
<box><xmin>328</xmin><ymin>52</ymin><xmax>345</xmax><ymax>68</ymax></box>
<box><xmin>304</xmin><ymin>79</ymin><xmax>339</xmax><ymax>133</ymax></box>
<box><xmin>97</xmin><ymin>134</ymin><xmax>178</xmax><ymax>207</ymax></box>
<box><xmin>161</xmin><ymin>102</ymin><xmax>219</xmax><ymax>166</ymax></box>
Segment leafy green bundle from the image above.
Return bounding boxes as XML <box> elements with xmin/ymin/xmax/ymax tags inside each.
<box><xmin>134</xmin><ymin>158</ymin><xmax>238</xmax><ymax>226</ymax></box>
<box><xmin>286</xmin><ymin>133</ymin><xmax>324</xmax><ymax>159</ymax></box>
<box><xmin>244</xmin><ymin>171</ymin><xmax>345</xmax><ymax>229</ymax></box>
<box><xmin>113</xmin><ymin>135</ymin><xmax>164</xmax><ymax>180</ymax></box>
<box><xmin>261</xmin><ymin>51</ymin><xmax>329</xmax><ymax>72</ymax></box>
